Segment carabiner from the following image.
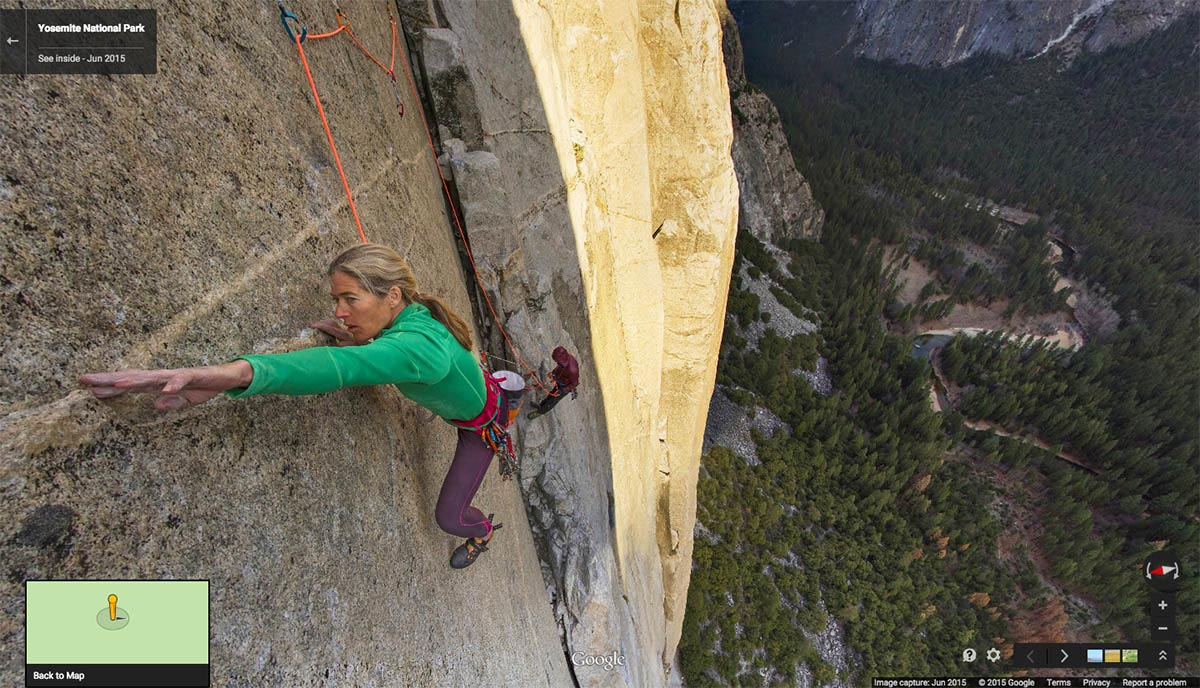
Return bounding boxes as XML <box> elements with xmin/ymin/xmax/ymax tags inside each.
<box><xmin>278</xmin><ymin>3</ymin><xmax>307</xmax><ymax>44</ymax></box>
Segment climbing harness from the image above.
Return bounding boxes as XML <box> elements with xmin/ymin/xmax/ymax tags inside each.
<box><xmin>276</xmin><ymin>3</ymin><xmax>559</xmax><ymax>398</ymax></box>
<box><xmin>446</xmin><ymin>368</ymin><xmax>520</xmax><ymax>481</ymax></box>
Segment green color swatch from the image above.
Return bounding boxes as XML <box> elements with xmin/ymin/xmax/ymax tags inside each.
<box><xmin>26</xmin><ymin>581</ymin><xmax>208</xmax><ymax>664</ymax></box>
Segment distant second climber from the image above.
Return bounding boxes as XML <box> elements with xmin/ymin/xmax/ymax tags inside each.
<box><xmin>527</xmin><ymin>346</ymin><xmax>579</xmax><ymax>420</ymax></box>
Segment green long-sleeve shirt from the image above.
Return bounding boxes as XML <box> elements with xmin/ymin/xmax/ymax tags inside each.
<box><xmin>226</xmin><ymin>303</ymin><xmax>486</xmax><ymax>421</ymax></box>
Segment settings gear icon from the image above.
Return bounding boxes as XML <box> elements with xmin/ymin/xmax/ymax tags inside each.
<box><xmin>986</xmin><ymin>647</ymin><xmax>1001</xmax><ymax>662</ymax></box>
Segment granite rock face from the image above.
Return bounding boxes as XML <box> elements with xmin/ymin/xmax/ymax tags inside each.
<box><xmin>850</xmin><ymin>0</ymin><xmax>1197</xmax><ymax>67</ymax></box>
<box><xmin>416</xmin><ymin>1</ymin><xmax>739</xmax><ymax>685</ymax></box>
<box><xmin>0</xmin><ymin>2</ymin><xmax>573</xmax><ymax>686</ymax></box>
<box><xmin>719</xmin><ymin>2</ymin><xmax>824</xmax><ymax>244</ymax></box>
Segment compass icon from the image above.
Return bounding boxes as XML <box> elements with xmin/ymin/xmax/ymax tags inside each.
<box><xmin>1144</xmin><ymin>550</ymin><xmax>1182</xmax><ymax>592</ymax></box>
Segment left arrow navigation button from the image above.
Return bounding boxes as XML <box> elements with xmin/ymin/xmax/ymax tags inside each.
<box><xmin>0</xmin><ymin>9</ymin><xmax>27</xmax><ymax>74</ymax></box>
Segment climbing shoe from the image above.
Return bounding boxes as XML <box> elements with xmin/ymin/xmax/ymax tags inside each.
<box><xmin>450</xmin><ymin>516</ymin><xmax>503</xmax><ymax>569</ymax></box>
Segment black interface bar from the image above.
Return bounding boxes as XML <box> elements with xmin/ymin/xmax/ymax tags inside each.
<box><xmin>1013</xmin><ymin>643</ymin><xmax>1175</xmax><ymax>669</ymax></box>
<box><xmin>0</xmin><ymin>9</ymin><xmax>157</xmax><ymax>75</ymax></box>
<box><xmin>26</xmin><ymin>664</ymin><xmax>208</xmax><ymax>687</ymax></box>
<box><xmin>874</xmin><ymin>679</ymin><xmax>1199</xmax><ymax>688</ymax></box>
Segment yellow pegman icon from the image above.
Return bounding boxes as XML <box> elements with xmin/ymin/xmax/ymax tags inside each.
<box><xmin>108</xmin><ymin>594</ymin><xmax>117</xmax><ymax>621</ymax></box>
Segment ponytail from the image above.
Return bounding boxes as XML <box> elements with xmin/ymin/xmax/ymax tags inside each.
<box><xmin>410</xmin><ymin>292</ymin><xmax>474</xmax><ymax>352</ymax></box>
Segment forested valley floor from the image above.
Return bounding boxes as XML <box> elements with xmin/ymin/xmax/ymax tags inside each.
<box><xmin>680</xmin><ymin>4</ymin><xmax>1197</xmax><ymax>684</ymax></box>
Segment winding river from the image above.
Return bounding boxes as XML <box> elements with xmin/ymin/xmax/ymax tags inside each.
<box><xmin>911</xmin><ymin>335</ymin><xmax>1100</xmax><ymax>474</ymax></box>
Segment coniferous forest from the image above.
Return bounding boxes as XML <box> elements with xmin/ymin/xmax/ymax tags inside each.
<box><xmin>681</xmin><ymin>3</ymin><xmax>1197</xmax><ymax>684</ymax></box>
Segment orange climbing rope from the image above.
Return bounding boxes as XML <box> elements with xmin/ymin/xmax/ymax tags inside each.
<box><xmin>338</xmin><ymin>11</ymin><xmax>407</xmax><ymax>117</ymax></box>
<box><xmin>278</xmin><ymin>4</ymin><xmax>558</xmax><ymax>397</ymax></box>
<box><xmin>306</xmin><ymin>24</ymin><xmax>345</xmax><ymax>41</ymax></box>
<box><xmin>340</xmin><ymin>11</ymin><xmax>393</xmax><ymax>73</ymax></box>
<box><xmin>290</xmin><ymin>30</ymin><xmax>366</xmax><ymax>243</ymax></box>
<box><xmin>277</xmin><ymin>4</ymin><xmax>362</xmax><ymax>242</ymax></box>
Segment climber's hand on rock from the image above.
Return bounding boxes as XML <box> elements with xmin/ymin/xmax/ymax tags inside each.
<box><xmin>80</xmin><ymin>369</ymin><xmax>183</xmax><ymax>396</ymax></box>
<box><xmin>79</xmin><ymin>361</ymin><xmax>252</xmax><ymax>411</ymax></box>
<box><xmin>310</xmin><ymin>318</ymin><xmax>354</xmax><ymax>344</ymax></box>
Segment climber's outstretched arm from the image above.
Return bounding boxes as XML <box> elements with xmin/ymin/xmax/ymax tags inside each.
<box><xmin>79</xmin><ymin>361</ymin><xmax>254</xmax><ymax>411</ymax></box>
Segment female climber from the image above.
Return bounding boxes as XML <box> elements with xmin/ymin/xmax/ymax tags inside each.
<box><xmin>79</xmin><ymin>243</ymin><xmax>511</xmax><ymax>570</ymax></box>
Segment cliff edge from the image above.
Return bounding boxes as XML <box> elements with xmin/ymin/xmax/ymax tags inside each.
<box><xmin>719</xmin><ymin>0</ymin><xmax>823</xmax><ymax>244</ymax></box>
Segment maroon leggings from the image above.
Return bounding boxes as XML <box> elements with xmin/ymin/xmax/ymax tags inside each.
<box><xmin>434</xmin><ymin>429</ymin><xmax>496</xmax><ymax>540</ymax></box>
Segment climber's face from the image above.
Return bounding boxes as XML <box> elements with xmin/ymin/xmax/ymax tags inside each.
<box><xmin>330</xmin><ymin>271</ymin><xmax>404</xmax><ymax>344</ymax></box>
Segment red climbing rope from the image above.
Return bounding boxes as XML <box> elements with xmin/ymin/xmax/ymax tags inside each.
<box><xmin>290</xmin><ymin>30</ymin><xmax>366</xmax><ymax>243</ymax></box>
<box><xmin>306</xmin><ymin>24</ymin><xmax>345</xmax><ymax>41</ymax></box>
<box><xmin>341</xmin><ymin>14</ymin><xmax>407</xmax><ymax>117</ymax></box>
<box><xmin>339</xmin><ymin>11</ymin><xmax>393</xmax><ymax>74</ymax></box>
<box><xmin>279</xmin><ymin>4</ymin><xmax>557</xmax><ymax>396</ymax></box>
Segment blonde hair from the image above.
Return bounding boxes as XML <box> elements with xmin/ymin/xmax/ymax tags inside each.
<box><xmin>328</xmin><ymin>243</ymin><xmax>474</xmax><ymax>351</ymax></box>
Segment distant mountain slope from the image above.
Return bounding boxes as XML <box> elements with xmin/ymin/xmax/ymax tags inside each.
<box><xmin>849</xmin><ymin>0</ymin><xmax>1197</xmax><ymax>67</ymax></box>
<box><xmin>718</xmin><ymin>1</ymin><xmax>824</xmax><ymax>244</ymax></box>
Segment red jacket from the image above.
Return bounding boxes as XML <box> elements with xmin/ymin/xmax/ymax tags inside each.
<box><xmin>551</xmin><ymin>346</ymin><xmax>579</xmax><ymax>393</ymax></box>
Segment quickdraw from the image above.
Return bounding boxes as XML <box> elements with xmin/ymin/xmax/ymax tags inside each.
<box><xmin>482</xmin><ymin>421</ymin><xmax>519</xmax><ymax>481</ymax></box>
